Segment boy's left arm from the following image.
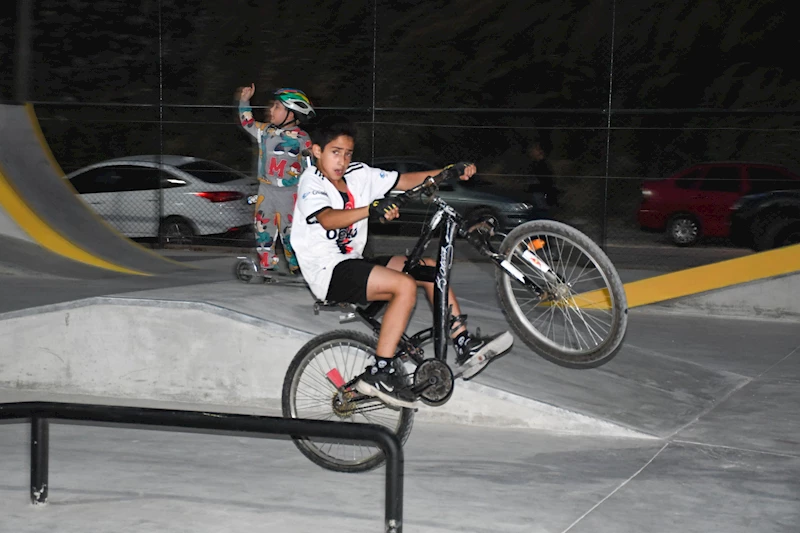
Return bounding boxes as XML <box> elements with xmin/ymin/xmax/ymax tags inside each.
<box><xmin>395</xmin><ymin>163</ymin><xmax>477</xmax><ymax>190</ymax></box>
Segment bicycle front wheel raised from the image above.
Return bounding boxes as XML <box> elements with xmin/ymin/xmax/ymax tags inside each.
<box><xmin>496</xmin><ymin>220</ymin><xmax>628</xmax><ymax>368</ymax></box>
<box><xmin>282</xmin><ymin>330</ymin><xmax>414</xmax><ymax>473</ymax></box>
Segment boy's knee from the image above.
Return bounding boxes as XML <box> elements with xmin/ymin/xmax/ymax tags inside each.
<box><xmin>394</xmin><ymin>273</ymin><xmax>417</xmax><ymax>296</ymax></box>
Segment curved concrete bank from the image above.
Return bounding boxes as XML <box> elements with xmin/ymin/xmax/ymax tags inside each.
<box><xmin>0</xmin><ymin>297</ymin><xmax>650</xmax><ymax>439</ymax></box>
<box><xmin>623</xmin><ymin>242</ymin><xmax>800</xmax><ymax>312</ymax></box>
<box><xmin>0</xmin><ymin>234</ymin><xmax>130</xmax><ymax>280</ymax></box>
<box><xmin>644</xmin><ymin>270</ymin><xmax>800</xmax><ymax>320</ymax></box>
<box><xmin>0</xmin><ymin>104</ymin><xmax>187</xmax><ymax>276</ymax></box>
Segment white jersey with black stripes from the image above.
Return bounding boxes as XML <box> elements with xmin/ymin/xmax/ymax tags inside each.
<box><xmin>291</xmin><ymin>162</ymin><xmax>400</xmax><ymax>299</ymax></box>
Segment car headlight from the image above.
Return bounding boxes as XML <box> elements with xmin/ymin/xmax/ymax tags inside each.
<box><xmin>509</xmin><ymin>202</ymin><xmax>535</xmax><ymax>211</ymax></box>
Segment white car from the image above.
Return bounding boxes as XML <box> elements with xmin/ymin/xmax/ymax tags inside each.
<box><xmin>66</xmin><ymin>155</ymin><xmax>258</xmax><ymax>244</ymax></box>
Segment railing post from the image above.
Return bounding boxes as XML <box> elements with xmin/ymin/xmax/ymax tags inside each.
<box><xmin>1</xmin><ymin>402</ymin><xmax>404</xmax><ymax>530</ymax></box>
<box><xmin>380</xmin><ymin>428</ymin><xmax>404</xmax><ymax>533</ymax></box>
<box><xmin>30</xmin><ymin>415</ymin><xmax>49</xmax><ymax>504</ymax></box>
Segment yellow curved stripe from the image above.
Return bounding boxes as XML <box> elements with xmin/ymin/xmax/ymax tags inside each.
<box><xmin>622</xmin><ymin>243</ymin><xmax>800</xmax><ymax>307</ymax></box>
<box><xmin>0</xmin><ymin>161</ymin><xmax>149</xmax><ymax>276</ymax></box>
<box><xmin>24</xmin><ymin>103</ymin><xmax>66</xmax><ymax>176</ymax></box>
<box><xmin>24</xmin><ymin>103</ymin><xmax>192</xmax><ymax>269</ymax></box>
<box><xmin>566</xmin><ymin>289</ymin><xmax>613</xmax><ymax>310</ymax></box>
<box><xmin>572</xmin><ymin>243</ymin><xmax>800</xmax><ymax>309</ymax></box>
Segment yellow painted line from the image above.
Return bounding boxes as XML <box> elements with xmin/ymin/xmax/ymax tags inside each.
<box><xmin>24</xmin><ymin>104</ymin><xmax>192</xmax><ymax>269</ymax></box>
<box><xmin>0</xmin><ymin>161</ymin><xmax>149</xmax><ymax>276</ymax></box>
<box><xmin>24</xmin><ymin>103</ymin><xmax>66</xmax><ymax>176</ymax></box>
<box><xmin>623</xmin><ymin>243</ymin><xmax>800</xmax><ymax>307</ymax></box>
<box><xmin>573</xmin><ymin>243</ymin><xmax>800</xmax><ymax>309</ymax></box>
<box><xmin>567</xmin><ymin>290</ymin><xmax>613</xmax><ymax>310</ymax></box>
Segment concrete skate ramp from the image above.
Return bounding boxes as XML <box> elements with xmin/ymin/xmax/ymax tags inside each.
<box><xmin>625</xmin><ymin>242</ymin><xmax>800</xmax><ymax>309</ymax></box>
<box><xmin>647</xmin><ymin>269</ymin><xmax>800</xmax><ymax>319</ymax></box>
<box><xmin>0</xmin><ymin>234</ymin><xmax>127</xmax><ymax>279</ymax></box>
<box><xmin>0</xmin><ymin>104</ymin><xmax>188</xmax><ymax>276</ymax></box>
<box><xmin>0</xmin><ymin>297</ymin><xmax>649</xmax><ymax>439</ymax></box>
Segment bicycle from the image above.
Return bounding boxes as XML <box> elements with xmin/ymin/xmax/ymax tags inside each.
<box><xmin>281</xmin><ymin>166</ymin><xmax>628</xmax><ymax>473</ymax></box>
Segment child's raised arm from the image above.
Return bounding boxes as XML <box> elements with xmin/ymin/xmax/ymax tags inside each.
<box><xmin>236</xmin><ymin>83</ymin><xmax>265</xmax><ymax>137</ymax></box>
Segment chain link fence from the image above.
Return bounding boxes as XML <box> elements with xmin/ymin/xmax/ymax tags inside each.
<box><xmin>3</xmin><ymin>0</ymin><xmax>797</xmax><ymax>271</ymax></box>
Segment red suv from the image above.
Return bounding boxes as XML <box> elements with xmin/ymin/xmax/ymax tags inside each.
<box><xmin>637</xmin><ymin>162</ymin><xmax>800</xmax><ymax>246</ymax></box>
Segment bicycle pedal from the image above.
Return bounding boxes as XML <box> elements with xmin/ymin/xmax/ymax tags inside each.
<box><xmin>338</xmin><ymin>312</ymin><xmax>358</xmax><ymax>323</ymax></box>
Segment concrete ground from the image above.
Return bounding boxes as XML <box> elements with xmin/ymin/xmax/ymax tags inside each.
<box><xmin>0</xmin><ymin>250</ymin><xmax>798</xmax><ymax>532</ymax></box>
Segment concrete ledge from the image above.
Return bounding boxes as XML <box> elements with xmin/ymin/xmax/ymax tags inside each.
<box><xmin>641</xmin><ymin>271</ymin><xmax>800</xmax><ymax>321</ymax></box>
<box><xmin>0</xmin><ymin>297</ymin><xmax>651</xmax><ymax>438</ymax></box>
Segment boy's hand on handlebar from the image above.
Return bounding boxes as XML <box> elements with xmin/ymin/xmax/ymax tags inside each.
<box><xmin>444</xmin><ymin>161</ymin><xmax>477</xmax><ymax>181</ymax></box>
<box><xmin>369</xmin><ymin>196</ymin><xmax>404</xmax><ymax>223</ymax></box>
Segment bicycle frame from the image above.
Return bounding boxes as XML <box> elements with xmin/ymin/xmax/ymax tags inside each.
<box><xmin>337</xmin><ymin>183</ymin><xmax>550</xmax><ymax>367</ymax></box>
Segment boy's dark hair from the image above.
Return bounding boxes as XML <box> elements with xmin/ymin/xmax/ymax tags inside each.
<box><xmin>309</xmin><ymin>115</ymin><xmax>357</xmax><ymax>149</ymax></box>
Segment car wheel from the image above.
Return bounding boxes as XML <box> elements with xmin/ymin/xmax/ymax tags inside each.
<box><xmin>756</xmin><ymin>218</ymin><xmax>800</xmax><ymax>251</ymax></box>
<box><xmin>667</xmin><ymin>214</ymin><xmax>700</xmax><ymax>246</ymax></box>
<box><xmin>159</xmin><ymin>216</ymin><xmax>195</xmax><ymax>245</ymax></box>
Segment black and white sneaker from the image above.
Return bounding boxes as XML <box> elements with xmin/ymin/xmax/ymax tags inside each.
<box><xmin>355</xmin><ymin>358</ymin><xmax>417</xmax><ymax>408</ymax></box>
<box><xmin>454</xmin><ymin>330</ymin><xmax>514</xmax><ymax>381</ymax></box>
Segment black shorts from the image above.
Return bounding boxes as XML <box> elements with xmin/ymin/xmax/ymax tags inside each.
<box><xmin>325</xmin><ymin>255</ymin><xmax>393</xmax><ymax>306</ymax></box>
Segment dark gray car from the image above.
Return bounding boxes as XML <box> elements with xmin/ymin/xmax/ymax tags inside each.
<box><xmin>371</xmin><ymin>157</ymin><xmax>550</xmax><ymax>233</ymax></box>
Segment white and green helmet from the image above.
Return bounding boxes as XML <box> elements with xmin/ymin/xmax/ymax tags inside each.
<box><xmin>274</xmin><ymin>88</ymin><xmax>315</xmax><ymax>121</ymax></box>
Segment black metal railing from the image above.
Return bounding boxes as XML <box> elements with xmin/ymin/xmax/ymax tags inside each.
<box><xmin>0</xmin><ymin>402</ymin><xmax>404</xmax><ymax>533</ymax></box>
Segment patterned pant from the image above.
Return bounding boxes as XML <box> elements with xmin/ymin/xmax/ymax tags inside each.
<box><xmin>253</xmin><ymin>183</ymin><xmax>299</xmax><ymax>271</ymax></box>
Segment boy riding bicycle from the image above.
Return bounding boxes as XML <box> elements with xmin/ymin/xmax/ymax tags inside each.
<box><xmin>236</xmin><ymin>84</ymin><xmax>314</xmax><ymax>273</ymax></box>
<box><xmin>291</xmin><ymin>116</ymin><xmax>513</xmax><ymax>408</ymax></box>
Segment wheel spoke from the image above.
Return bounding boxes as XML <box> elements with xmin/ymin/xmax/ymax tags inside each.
<box><xmin>497</xmin><ymin>220</ymin><xmax>627</xmax><ymax>366</ymax></box>
<box><xmin>285</xmin><ymin>333</ymin><xmax>410</xmax><ymax>471</ymax></box>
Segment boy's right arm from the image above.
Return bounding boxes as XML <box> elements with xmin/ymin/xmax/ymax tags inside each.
<box><xmin>296</xmin><ymin>183</ymin><xmax>394</xmax><ymax>230</ymax></box>
<box><xmin>316</xmin><ymin>206</ymin><xmax>371</xmax><ymax>230</ymax></box>
<box><xmin>235</xmin><ymin>83</ymin><xmax>264</xmax><ymax>139</ymax></box>
<box><xmin>316</xmin><ymin>196</ymin><xmax>403</xmax><ymax>228</ymax></box>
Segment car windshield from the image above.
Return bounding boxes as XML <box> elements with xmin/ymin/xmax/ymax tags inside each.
<box><xmin>178</xmin><ymin>160</ymin><xmax>248</xmax><ymax>183</ymax></box>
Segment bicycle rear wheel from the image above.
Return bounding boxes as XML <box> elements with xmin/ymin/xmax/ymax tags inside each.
<box><xmin>495</xmin><ymin>220</ymin><xmax>628</xmax><ymax>368</ymax></box>
<box><xmin>282</xmin><ymin>330</ymin><xmax>414</xmax><ymax>473</ymax></box>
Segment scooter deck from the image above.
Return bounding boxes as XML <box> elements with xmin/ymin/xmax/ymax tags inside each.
<box><xmin>234</xmin><ymin>257</ymin><xmax>308</xmax><ymax>287</ymax></box>
<box><xmin>261</xmin><ymin>272</ymin><xmax>307</xmax><ymax>287</ymax></box>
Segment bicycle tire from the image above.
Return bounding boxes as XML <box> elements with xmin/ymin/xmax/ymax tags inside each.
<box><xmin>495</xmin><ymin>220</ymin><xmax>628</xmax><ymax>368</ymax></box>
<box><xmin>281</xmin><ymin>330</ymin><xmax>415</xmax><ymax>473</ymax></box>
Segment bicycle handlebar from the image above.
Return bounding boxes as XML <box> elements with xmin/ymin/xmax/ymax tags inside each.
<box><xmin>375</xmin><ymin>166</ymin><xmax>461</xmax><ymax>223</ymax></box>
<box><xmin>399</xmin><ymin>165</ymin><xmax>462</xmax><ymax>200</ymax></box>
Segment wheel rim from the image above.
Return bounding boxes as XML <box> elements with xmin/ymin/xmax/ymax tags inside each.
<box><xmin>162</xmin><ymin>221</ymin><xmax>193</xmax><ymax>245</ymax></box>
<box><xmin>289</xmin><ymin>339</ymin><xmax>406</xmax><ymax>467</ymax></box>
<box><xmin>236</xmin><ymin>260</ymin><xmax>255</xmax><ymax>282</ymax></box>
<box><xmin>501</xmin><ymin>231</ymin><xmax>621</xmax><ymax>356</ymax></box>
<box><xmin>671</xmin><ymin>218</ymin><xmax>697</xmax><ymax>244</ymax></box>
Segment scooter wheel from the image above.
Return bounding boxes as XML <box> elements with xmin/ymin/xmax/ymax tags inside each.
<box><xmin>234</xmin><ymin>258</ymin><xmax>258</xmax><ymax>284</ymax></box>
